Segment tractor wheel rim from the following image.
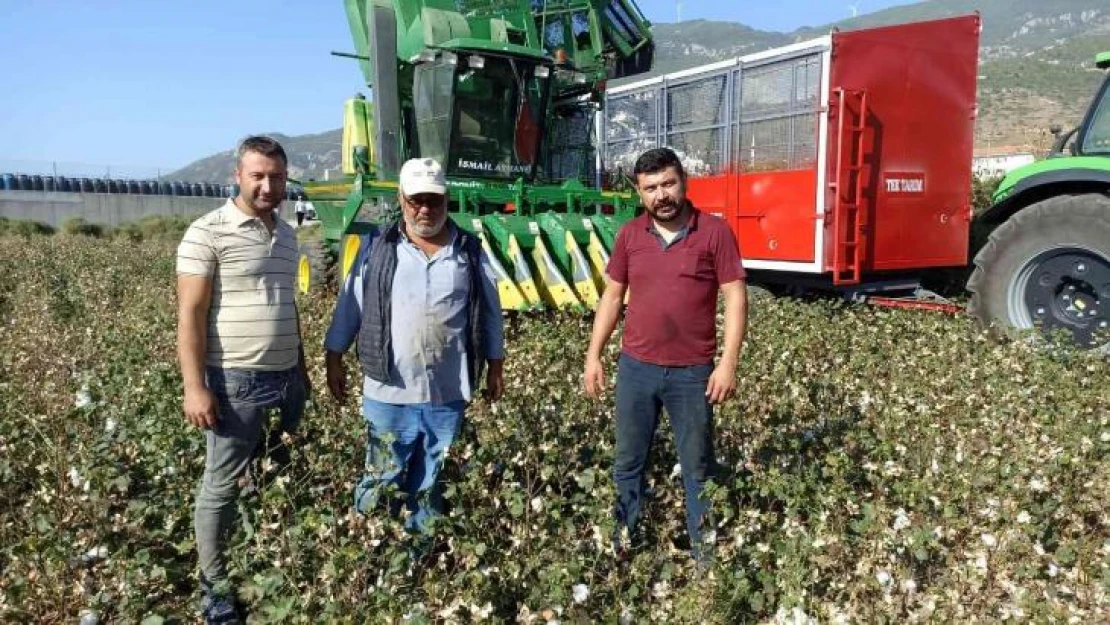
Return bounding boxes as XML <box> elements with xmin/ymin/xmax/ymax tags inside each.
<box><xmin>1010</xmin><ymin>245</ymin><xmax>1110</xmax><ymax>348</ymax></box>
<box><xmin>298</xmin><ymin>255</ymin><xmax>311</xmax><ymax>293</ymax></box>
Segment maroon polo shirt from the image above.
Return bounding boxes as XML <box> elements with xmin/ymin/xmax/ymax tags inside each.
<box><xmin>606</xmin><ymin>207</ymin><xmax>746</xmax><ymax>366</ymax></box>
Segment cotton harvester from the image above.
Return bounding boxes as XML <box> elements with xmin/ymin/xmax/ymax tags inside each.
<box><xmin>298</xmin><ymin>0</ymin><xmax>655</xmax><ymax>312</ymax></box>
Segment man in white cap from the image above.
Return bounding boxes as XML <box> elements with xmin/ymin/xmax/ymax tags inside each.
<box><xmin>323</xmin><ymin>157</ymin><xmax>504</xmax><ymax>543</ymax></box>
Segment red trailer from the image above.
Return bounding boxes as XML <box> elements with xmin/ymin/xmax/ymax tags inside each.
<box><xmin>602</xmin><ymin>15</ymin><xmax>981</xmax><ymax>296</ymax></box>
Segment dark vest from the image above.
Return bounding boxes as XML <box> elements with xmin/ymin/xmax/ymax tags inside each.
<box><xmin>356</xmin><ymin>220</ymin><xmax>488</xmax><ymax>394</ymax></box>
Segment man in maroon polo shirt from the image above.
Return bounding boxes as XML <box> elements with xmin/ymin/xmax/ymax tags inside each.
<box><xmin>584</xmin><ymin>147</ymin><xmax>748</xmax><ymax>563</ymax></box>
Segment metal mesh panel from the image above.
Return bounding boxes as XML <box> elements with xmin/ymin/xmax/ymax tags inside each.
<box><xmin>732</xmin><ymin>69</ymin><xmax>743</xmax><ymax>123</ymax></box>
<box><xmin>666</xmin><ymin>74</ymin><xmax>727</xmax><ymax>130</ymax></box>
<box><xmin>667</xmin><ymin>128</ymin><xmax>726</xmax><ymax>175</ymax></box>
<box><xmin>602</xmin><ymin>50</ymin><xmax>823</xmax><ymax>176</ymax></box>
<box><xmin>606</xmin><ymin>89</ymin><xmax>658</xmax><ymax>141</ymax></box>
<box><xmin>795</xmin><ymin>56</ymin><xmax>821</xmax><ymax>107</ymax></box>
<box><xmin>604</xmin><ymin>88</ymin><xmax>660</xmax><ymax>174</ymax></box>
<box><xmin>738</xmin><ymin>118</ymin><xmax>792</xmax><ymax>171</ymax></box>
<box><xmin>741</xmin><ymin>63</ymin><xmax>794</xmax><ymax>119</ymax></box>
<box><xmin>546</xmin><ymin>109</ymin><xmax>596</xmax><ymax>182</ymax></box>
<box><xmin>791</xmin><ymin>112</ymin><xmax>818</xmax><ymax>168</ymax></box>
<box><xmin>603</xmin><ymin>137</ymin><xmax>659</xmax><ymax>173</ymax></box>
<box><xmin>736</xmin><ymin>53</ymin><xmax>822</xmax><ymax>171</ymax></box>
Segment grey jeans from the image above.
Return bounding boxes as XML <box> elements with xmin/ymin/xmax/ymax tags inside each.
<box><xmin>194</xmin><ymin>366</ymin><xmax>306</xmax><ymax>587</ymax></box>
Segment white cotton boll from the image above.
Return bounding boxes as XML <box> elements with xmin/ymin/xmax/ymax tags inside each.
<box><xmin>81</xmin><ymin>546</ymin><xmax>108</xmax><ymax>564</ymax></box>
<box><xmin>75</xmin><ymin>386</ymin><xmax>92</xmax><ymax>409</ymax></box>
<box><xmin>981</xmin><ymin>533</ymin><xmax>997</xmax><ymax>548</ymax></box>
<box><xmin>530</xmin><ymin>496</ymin><xmax>544</xmax><ymax>513</ymax></box>
<box><xmin>470</xmin><ymin>602</ymin><xmax>493</xmax><ymax>619</ymax></box>
<box><xmin>670</xmin><ymin>463</ymin><xmax>682</xmax><ymax>479</ymax></box>
<box><xmin>78</xmin><ymin>609</ymin><xmax>99</xmax><ymax>625</ymax></box>
<box><xmin>875</xmin><ymin>570</ymin><xmax>892</xmax><ymax>586</ymax></box>
<box><xmin>1016</xmin><ymin>511</ymin><xmax>1031</xmax><ymax>524</ymax></box>
<box><xmin>892</xmin><ymin>509</ymin><xmax>911</xmax><ymax>531</ymax></box>
<box><xmin>104</xmin><ymin>417</ymin><xmax>117</xmax><ymax>434</ymax></box>
<box><xmin>69</xmin><ymin>467</ymin><xmax>83</xmax><ymax>488</ymax></box>
<box><xmin>572</xmin><ymin>583</ymin><xmax>589</xmax><ymax>604</ymax></box>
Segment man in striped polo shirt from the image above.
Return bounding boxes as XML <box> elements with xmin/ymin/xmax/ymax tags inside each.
<box><xmin>176</xmin><ymin>136</ymin><xmax>309</xmax><ymax>624</ymax></box>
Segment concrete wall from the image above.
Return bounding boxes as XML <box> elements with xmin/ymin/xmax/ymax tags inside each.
<box><xmin>0</xmin><ymin>190</ymin><xmax>224</xmax><ymax>228</ymax></box>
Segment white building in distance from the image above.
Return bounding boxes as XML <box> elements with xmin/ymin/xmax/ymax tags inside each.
<box><xmin>973</xmin><ymin>146</ymin><xmax>1036</xmax><ymax>179</ymax></box>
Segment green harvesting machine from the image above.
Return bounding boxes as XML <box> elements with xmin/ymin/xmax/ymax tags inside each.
<box><xmin>298</xmin><ymin>0</ymin><xmax>655</xmax><ymax>311</ymax></box>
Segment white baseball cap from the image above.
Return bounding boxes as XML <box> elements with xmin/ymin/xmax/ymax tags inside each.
<box><xmin>399</xmin><ymin>157</ymin><xmax>447</xmax><ymax>196</ymax></box>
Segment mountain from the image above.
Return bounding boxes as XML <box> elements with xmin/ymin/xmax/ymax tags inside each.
<box><xmin>168</xmin><ymin>129</ymin><xmax>342</xmax><ymax>184</ymax></box>
<box><xmin>169</xmin><ymin>0</ymin><xmax>1109</xmax><ymax>180</ymax></box>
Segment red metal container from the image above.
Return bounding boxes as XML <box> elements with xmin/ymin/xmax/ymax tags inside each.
<box><xmin>603</xmin><ymin>15</ymin><xmax>981</xmax><ymax>285</ymax></box>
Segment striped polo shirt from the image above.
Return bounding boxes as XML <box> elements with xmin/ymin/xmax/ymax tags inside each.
<box><xmin>176</xmin><ymin>200</ymin><xmax>301</xmax><ymax>371</ymax></box>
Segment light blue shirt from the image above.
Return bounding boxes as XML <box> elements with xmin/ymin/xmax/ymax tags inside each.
<box><xmin>324</xmin><ymin>223</ymin><xmax>505</xmax><ymax>405</ymax></box>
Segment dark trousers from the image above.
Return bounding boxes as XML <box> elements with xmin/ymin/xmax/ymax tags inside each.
<box><xmin>613</xmin><ymin>353</ymin><xmax>715</xmax><ymax>554</ymax></box>
<box><xmin>195</xmin><ymin>366</ymin><xmax>306</xmax><ymax>586</ymax></box>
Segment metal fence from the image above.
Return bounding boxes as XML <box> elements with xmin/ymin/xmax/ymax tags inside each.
<box><xmin>602</xmin><ymin>45</ymin><xmax>826</xmax><ymax>177</ymax></box>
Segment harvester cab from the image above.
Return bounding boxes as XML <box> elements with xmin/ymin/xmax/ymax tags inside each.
<box><xmin>298</xmin><ymin>0</ymin><xmax>655</xmax><ymax>312</ymax></box>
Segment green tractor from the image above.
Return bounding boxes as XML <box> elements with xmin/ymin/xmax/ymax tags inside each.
<box><xmin>968</xmin><ymin>52</ymin><xmax>1110</xmax><ymax>351</ymax></box>
<box><xmin>297</xmin><ymin>0</ymin><xmax>654</xmax><ymax>312</ymax></box>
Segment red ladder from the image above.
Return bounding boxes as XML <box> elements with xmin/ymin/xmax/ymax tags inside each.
<box><xmin>828</xmin><ymin>88</ymin><xmax>869</xmax><ymax>286</ymax></box>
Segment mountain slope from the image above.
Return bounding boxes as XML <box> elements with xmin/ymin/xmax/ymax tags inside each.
<box><xmin>169</xmin><ymin>129</ymin><xmax>342</xmax><ymax>184</ymax></box>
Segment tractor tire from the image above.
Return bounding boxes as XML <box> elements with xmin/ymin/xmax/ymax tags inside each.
<box><xmin>297</xmin><ymin>240</ymin><xmax>334</xmax><ymax>294</ymax></box>
<box><xmin>967</xmin><ymin>193</ymin><xmax>1110</xmax><ymax>352</ymax></box>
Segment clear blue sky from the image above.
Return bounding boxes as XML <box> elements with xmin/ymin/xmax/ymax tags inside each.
<box><xmin>2</xmin><ymin>0</ymin><xmax>917</xmax><ymax>174</ymax></box>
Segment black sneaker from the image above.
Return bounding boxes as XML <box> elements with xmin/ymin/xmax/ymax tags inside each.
<box><xmin>200</xmin><ymin>592</ymin><xmax>241</xmax><ymax>625</ymax></box>
<box><xmin>200</xmin><ymin>577</ymin><xmax>241</xmax><ymax>625</ymax></box>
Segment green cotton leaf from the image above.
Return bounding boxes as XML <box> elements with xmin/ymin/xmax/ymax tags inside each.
<box><xmin>750</xmin><ymin>591</ymin><xmax>764</xmax><ymax>612</ymax></box>
<box><xmin>110</xmin><ymin>475</ymin><xmax>131</xmax><ymax>493</ymax></box>
<box><xmin>263</xmin><ymin>596</ymin><xmax>296</xmax><ymax>621</ymax></box>
<box><xmin>140</xmin><ymin>615</ymin><xmax>164</xmax><ymax>625</ymax></box>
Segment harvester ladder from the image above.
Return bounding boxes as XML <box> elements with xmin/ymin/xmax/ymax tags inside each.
<box><xmin>829</xmin><ymin>88</ymin><xmax>869</xmax><ymax>286</ymax></box>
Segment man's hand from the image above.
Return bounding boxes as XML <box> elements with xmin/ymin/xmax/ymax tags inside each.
<box><xmin>184</xmin><ymin>385</ymin><xmax>219</xmax><ymax>429</ymax></box>
<box><xmin>705</xmin><ymin>362</ymin><xmax>737</xmax><ymax>404</ymax></box>
<box><xmin>584</xmin><ymin>355</ymin><xmax>606</xmax><ymax>398</ymax></box>
<box><xmin>325</xmin><ymin>351</ymin><xmax>347</xmax><ymax>402</ymax></box>
<box><xmin>485</xmin><ymin>360</ymin><xmax>504</xmax><ymax>402</ymax></box>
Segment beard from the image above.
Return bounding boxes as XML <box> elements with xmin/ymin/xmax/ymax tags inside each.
<box><xmin>646</xmin><ymin>198</ymin><xmax>686</xmax><ymax>223</ymax></box>
<box><xmin>405</xmin><ymin>210</ymin><xmax>449</xmax><ymax>238</ymax></box>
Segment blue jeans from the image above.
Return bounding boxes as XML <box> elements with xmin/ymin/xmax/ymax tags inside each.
<box><xmin>354</xmin><ymin>398</ymin><xmax>466</xmax><ymax>534</ymax></box>
<box><xmin>614</xmin><ymin>353</ymin><xmax>715</xmax><ymax>554</ymax></box>
<box><xmin>194</xmin><ymin>366</ymin><xmax>307</xmax><ymax>587</ymax></box>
